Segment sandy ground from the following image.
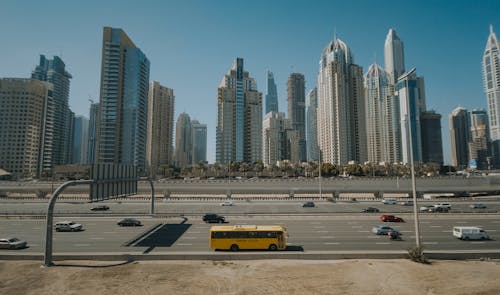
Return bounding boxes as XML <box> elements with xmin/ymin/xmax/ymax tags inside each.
<box><xmin>1</xmin><ymin>259</ymin><xmax>500</xmax><ymax>295</ymax></box>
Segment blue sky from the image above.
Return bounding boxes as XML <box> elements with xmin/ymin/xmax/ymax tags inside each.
<box><xmin>1</xmin><ymin>0</ymin><xmax>499</xmax><ymax>164</ymax></box>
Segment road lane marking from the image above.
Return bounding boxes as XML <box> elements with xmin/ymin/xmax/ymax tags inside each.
<box><xmin>103</xmin><ymin>232</ymin><xmax>117</xmax><ymax>234</ymax></box>
<box><xmin>471</xmin><ymin>242</ymin><xmax>485</xmax><ymax>244</ymax></box>
<box><xmin>487</xmin><ymin>230</ymin><xmax>497</xmax><ymax>232</ymax></box>
<box><xmin>430</xmin><ymin>226</ymin><xmax>441</xmax><ymax>228</ymax></box>
<box><xmin>189</xmin><ymin>231</ymin><xmax>201</xmax><ymax>234</ymax></box>
<box><xmin>90</xmin><ymin>237</ymin><xmax>105</xmax><ymax>240</ymax></box>
<box><xmin>456</xmin><ymin>221</ymin><xmax>468</xmax><ymax>224</ymax></box>
<box><xmin>423</xmin><ymin>242</ymin><xmax>438</xmax><ymax>245</ymax></box>
<box><xmin>74</xmin><ymin>244</ymin><xmax>91</xmax><ymax>247</ymax></box>
<box><xmin>176</xmin><ymin>243</ymin><xmax>193</xmax><ymax>246</ymax></box>
<box><xmin>376</xmin><ymin>242</ymin><xmax>391</xmax><ymax>245</ymax></box>
<box><xmin>351</xmin><ymin>225</ymin><xmax>362</xmax><ymax>228</ymax></box>
<box><xmin>313</xmin><ymin>226</ymin><xmax>325</xmax><ymax>229</ymax></box>
<box><xmin>319</xmin><ymin>236</ymin><xmax>336</xmax><ymax>239</ymax></box>
<box><xmin>182</xmin><ymin>237</ymin><xmax>197</xmax><ymax>239</ymax></box>
<box><xmin>324</xmin><ymin>242</ymin><xmax>340</xmax><ymax>245</ymax></box>
<box><xmin>316</xmin><ymin>230</ymin><xmax>329</xmax><ymax>233</ymax></box>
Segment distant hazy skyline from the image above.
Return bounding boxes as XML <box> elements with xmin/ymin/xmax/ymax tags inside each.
<box><xmin>2</xmin><ymin>0</ymin><xmax>499</xmax><ymax>164</ymax></box>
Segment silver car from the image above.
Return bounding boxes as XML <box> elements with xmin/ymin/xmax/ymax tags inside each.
<box><xmin>0</xmin><ymin>237</ymin><xmax>27</xmax><ymax>249</ymax></box>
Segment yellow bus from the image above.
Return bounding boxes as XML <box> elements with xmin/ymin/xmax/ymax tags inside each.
<box><xmin>209</xmin><ymin>225</ymin><xmax>287</xmax><ymax>251</ymax></box>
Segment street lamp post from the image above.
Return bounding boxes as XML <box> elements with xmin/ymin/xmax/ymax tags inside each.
<box><xmin>319</xmin><ymin>151</ymin><xmax>322</xmax><ymax>199</ymax></box>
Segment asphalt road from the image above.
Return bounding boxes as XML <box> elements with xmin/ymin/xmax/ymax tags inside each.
<box><xmin>1</xmin><ymin>215</ymin><xmax>499</xmax><ymax>254</ymax></box>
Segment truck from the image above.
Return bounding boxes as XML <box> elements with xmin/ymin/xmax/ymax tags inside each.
<box><xmin>453</xmin><ymin>226</ymin><xmax>489</xmax><ymax>240</ymax></box>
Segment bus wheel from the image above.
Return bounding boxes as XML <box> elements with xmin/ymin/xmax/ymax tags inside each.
<box><xmin>269</xmin><ymin>244</ymin><xmax>278</xmax><ymax>251</ymax></box>
<box><xmin>230</xmin><ymin>244</ymin><xmax>239</xmax><ymax>251</ymax></box>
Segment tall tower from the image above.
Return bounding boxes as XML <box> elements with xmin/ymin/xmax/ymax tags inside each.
<box><xmin>0</xmin><ymin>78</ymin><xmax>53</xmax><ymax>179</ymax></box>
<box><xmin>365</xmin><ymin>64</ymin><xmax>391</xmax><ymax>163</ymax></box>
<box><xmin>317</xmin><ymin>37</ymin><xmax>366</xmax><ymax>165</ymax></box>
<box><xmin>191</xmin><ymin>120</ymin><xmax>207</xmax><ymax>164</ymax></box>
<box><xmin>306</xmin><ymin>88</ymin><xmax>319</xmax><ymax>161</ymax></box>
<box><xmin>396</xmin><ymin>68</ymin><xmax>425</xmax><ymax>163</ymax></box>
<box><xmin>87</xmin><ymin>102</ymin><xmax>99</xmax><ymax>164</ymax></box>
<box><xmin>420</xmin><ymin>111</ymin><xmax>444</xmax><ymax>164</ymax></box>
<box><xmin>175</xmin><ymin>113</ymin><xmax>192</xmax><ymax>168</ymax></box>
<box><xmin>449</xmin><ymin>107</ymin><xmax>470</xmax><ymax>169</ymax></box>
<box><xmin>216</xmin><ymin>58</ymin><xmax>262</xmax><ymax>164</ymax></box>
<box><xmin>31</xmin><ymin>55</ymin><xmax>73</xmax><ymax>168</ymax></box>
<box><xmin>483</xmin><ymin>25</ymin><xmax>500</xmax><ymax>167</ymax></box>
<box><xmin>95</xmin><ymin>27</ymin><xmax>150</xmax><ymax>173</ymax></box>
<box><xmin>287</xmin><ymin>72</ymin><xmax>307</xmax><ymax>162</ymax></box>
<box><xmin>72</xmin><ymin>115</ymin><xmax>89</xmax><ymax>164</ymax></box>
<box><xmin>265</xmin><ymin>70</ymin><xmax>278</xmax><ymax>114</ymax></box>
<box><xmin>262</xmin><ymin>112</ymin><xmax>299</xmax><ymax>165</ymax></box>
<box><xmin>146</xmin><ymin>81</ymin><xmax>174</xmax><ymax>177</ymax></box>
<box><xmin>384</xmin><ymin>29</ymin><xmax>405</xmax><ymax>85</ymax></box>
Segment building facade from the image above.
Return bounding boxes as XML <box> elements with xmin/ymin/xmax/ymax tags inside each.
<box><xmin>449</xmin><ymin>107</ymin><xmax>470</xmax><ymax>169</ymax></box>
<box><xmin>95</xmin><ymin>27</ymin><xmax>150</xmax><ymax>173</ymax></box>
<box><xmin>287</xmin><ymin>72</ymin><xmax>307</xmax><ymax>162</ymax></box>
<box><xmin>191</xmin><ymin>120</ymin><xmax>207</xmax><ymax>165</ymax></box>
<box><xmin>317</xmin><ymin>37</ymin><xmax>367</xmax><ymax>165</ymax></box>
<box><xmin>483</xmin><ymin>25</ymin><xmax>500</xmax><ymax>167</ymax></box>
<box><xmin>306</xmin><ymin>88</ymin><xmax>319</xmax><ymax>161</ymax></box>
<box><xmin>146</xmin><ymin>81</ymin><xmax>174</xmax><ymax>177</ymax></box>
<box><xmin>216</xmin><ymin>58</ymin><xmax>262</xmax><ymax>164</ymax></box>
<box><xmin>175</xmin><ymin>113</ymin><xmax>192</xmax><ymax>168</ymax></box>
<box><xmin>384</xmin><ymin>29</ymin><xmax>405</xmax><ymax>86</ymax></box>
<box><xmin>86</xmin><ymin>102</ymin><xmax>98</xmax><ymax>164</ymax></box>
<box><xmin>72</xmin><ymin>115</ymin><xmax>89</xmax><ymax>164</ymax></box>
<box><xmin>31</xmin><ymin>55</ymin><xmax>73</xmax><ymax>168</ymax></box>
<box><xmin>262</xmin><ymin>112</ymin><xmax>299</xmax><ymax>165</ymax></box>
<box><xmin>265</xmin><ymin>70</ymin><xmax>278</xmax><ymax>114</ymax></box>
<box><xmin>420</xmin><ymin>111</ymin><xmax>444</xmax><ymax>164</ymax></box>
<box><xmin>0</xmin><ymin>78</ymin><xmax>52</xmax><ymax>179</ymax></box>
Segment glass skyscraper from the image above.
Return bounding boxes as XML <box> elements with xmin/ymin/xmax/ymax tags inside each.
<box><xmin>265</xmin><ymin>70</ymin><xmax>278</xmax><ymax>114</ymax></box>
<box><xmin>287</xmin><ymin>72</ymin><xmax>306</xmax><ymax>162</ymax></box>
<box><xmin>483</xmin><ymin>25</ymin><xmax>500</xmax><ymax>167</ymax></box>
<box><xmin>95</xmin><ymin>27</ymin><xmax>150</xmax><ymax>173</ymax></box>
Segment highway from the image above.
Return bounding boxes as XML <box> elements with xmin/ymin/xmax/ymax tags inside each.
<box><xmin>1</xmin><ymin>213</ymin><xmax>499</xmax><ymax>254</ymax></box>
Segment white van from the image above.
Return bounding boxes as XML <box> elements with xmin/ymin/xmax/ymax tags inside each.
<box><xmin>453</xmin><ymin>226</ymin><xmax>489</xmax><ymax>240</ymax></box>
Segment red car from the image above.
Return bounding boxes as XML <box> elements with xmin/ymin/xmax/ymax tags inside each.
<box><xmin>380</xmin><ymin>215</ymin><xmax>405</xmax><ymax>222</ymax></box>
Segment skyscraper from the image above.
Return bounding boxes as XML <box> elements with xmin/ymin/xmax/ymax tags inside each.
<box><xmin>483</xmin><ymin>25</ymin><xmax>500</xmax><ymax>167</ymax></box>
<box><xmin>146</xmin><ymin>81</ymin><xmax>174</xmax><ymax>177</ymax></box>
<box><xmin>175</xmin><ymin>113</ymin><xmax>192</xmax><ymax>168</ymax></box>
<box><xmin>265</xmin><ymin>70</ymin><xmax>278</xmax><ymax>114</ymax></box>
<box><xmin>191</xmin><ymin>120</ymin><xmax>207</xmax><ymax>165</ymax></box>
<box><xmin>262</xmin><ymin>112</ymin><xmax>299</xmax><ymax>165</ymax></box>
<box><xmin>95</xmin><ymin>27</ymin><xmax>150</xmax><ymax>173</ymax></box>
<box><xmin>31</xmin><ymin>55</ymin><xmax>73</xmax><ymax>167</ymax></box>
<box><xmin>365</xmin><ymin>64</ymin><xmax>391</xmax><ymax>163</ymax></box>
<box><xmin>287</xmin><ymin>72</ymin><xmax>307</xmax><ymax>162</ymax></box>
<box><xmin>216</xmin><ymin>58</ymin><xmax>262</xmax><ymax>164</ymax></box>
<box><xmin>87</xmin><ymin>102</ymin><xmax>99</xmax><ymax>164</ymax></box>
<box><xmin>384</xmin><ymin>29</ymin><xmax>405</xmax><ymax>85</ymax></box>
<box><xmin>469</xmin><ymin>109</ymin><xmax>490</xmax><ymax>169</ymax></box>
<box><xmin>396</xmin><ymin>68</ymin><xmax>426</xmax><ymax>163</ymax></box>
<box><xmin>449</xmin><ymin>107</ymin><xmax>470</xmax><ymax>169</ymax></box>
<box><xmin>420</xmin><ymin>111</ymin><xmax>444</xmax><ymax>164</ymax></box>
<box><xmin>306</xmin><ymin>88</ymin><xmax>319</xmax><ymax>161</ymax></box>
<box><xmin>0</xmin><ymin>78</ymin><xmax>52</xmax><ymax>179</ymax></box>
<box><xmin>317</xmin><ymin>37</ymin><xmax>367</xmax><ymax>165</ymax></box>
<box><xmin>72</xmin><ymin>115</ymin><xmax>89</xmax><ymax>164</ymax></box>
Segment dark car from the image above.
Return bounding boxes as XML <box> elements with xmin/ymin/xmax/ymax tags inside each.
<box><xmin>428</xmin><ymin>206</ymin><xmax>449</xmax><ymax>213</ymax></box>
<box><xmin>90</xmin><ymin>205</ymin><xmax>110</xmax><ymax>211</ymax></box>
<box><xmin>380</xmin><ymin>215</ymin><xmax>405</xmax><ymax>222</ymax></box>
<box><xmin>362</xmin><ymin>207</ymin><xmax>380</xmax><ymax>213</ymax></box>
<box><xmin>117</xmin><ymin>218</ymin><xmax>142</xmax><ymax>227</ymax></box>
<box><xmin>203</xmin><ymin>213</ymin><xmax>225</xmax><ymax>223</ymax></box>
<box><xmin>302</xmin><ymin>201</ymin><xmax>315</xmax><ymax>208</ymax></box>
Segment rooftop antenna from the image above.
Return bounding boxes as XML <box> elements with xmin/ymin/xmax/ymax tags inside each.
<box><xmin>333</xmin><ymin>27</ymin><xmax>337</xmax><ymax>42</ymax></box>
<box><xmin>491</xmin><ymin>24</ymin><xmax>494</xmax><ymax>34</ymax></box>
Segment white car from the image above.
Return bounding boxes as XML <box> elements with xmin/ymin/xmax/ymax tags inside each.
<box><xmin>382</xmin><ymin>199</ymin><xmax>397</xmax><ymax>205</ymax></box>
<box><xmin>55</xmin><ymin>221</ymin><xmax>83</xmax><ymax>232</ymax></box>
<box><xmin>220</xmin><ymin>200</ymin><xmax>234</xmax><ymax>206</ymax></box>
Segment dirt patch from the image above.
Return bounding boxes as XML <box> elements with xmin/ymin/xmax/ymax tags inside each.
<box><xmin>1</xmin><ymin>259</ymin><xmax>500</xmax><ymax>295</ymax></box>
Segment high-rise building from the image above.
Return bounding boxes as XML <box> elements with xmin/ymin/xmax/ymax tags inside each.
<box><xmin>265</xmin><ymin>70</ymin><xmax>278</xmax><ymax>114</ymax></box>
<box><xmin>469</xmin><ymin>109</ymin><xmax>489</xmax><ymax>138</ymax></box>
<box><xmin>396</xmin><ymin>68</ymin><xmax>426</xmax><ymax>163</ymax></box>
<box><xmin>31</xmin><ymin>55</ymin><xmax>73</xmax><ymax>167</ymax></box>
<box><xmin>384</xmin><ymin>29</ymin><xmax>405</xmax><ymax>86</ymax></box>
<box><xmin>0</xmin><ymin>78</ymin><xmax>52</xmax><ymax>179</ymax></box>
<box><xmin>86</xmin><ymin>102</ymin><xmax>99</xmax><ymax>164</ymax></box>
<box><xmin>420</xmin><ymin>111</ymin><xmax>444</xmax><ymax>164</ymax></box>
<box><xmin>175</xmin><ymin>113</ymin><xmax>192</xmax><ymax>168</ymax></box>
<box><xmin>191</xmin><ymin>120</ymin><xmax>207</xmax><ymax>165</ymax></box>
<box><xmin>449</xmin><ymin>107</ymin><xmax>470</xmax><ymax>169</ymax></box>
<box><xmin>317</xmin><ymin>37</ymin><xmax>367</xmax><ymax>165</ymax></box>
<box><xmin>262</xmin><ymin>112</ymin><xmax>299</xmax><ymax>165</ymax></box>
<box><xmin>365</xmin><ymin>64</ymin><xmax>393</xmax><ymax>163</ymax></box>
<box><xmin>468</xmin><ymin>109</ymin><xmax>490</xmax><ymax>169</ymax></box>
<box><xmin>146</xmin><ymin>81</ymin><xmax>174</xmax><ymax>177</ymax></box>
<box><xmin>287</xmin><ymin>72</ymin><xmax>307</xmax><ymax>162</ymax></box>
<box><xmin>72</xmin><ymin>115</ymin><xmax>89</xmax><ymax>164</ymax></box>
<box><xmin>95</xmin><ymin>27</ymin><xmax>150</xmax><ymax>173</ymax></box>
<box><xmin>216</xmin><ymin>58</ymin><xmax>262</xmax><ymax>164</ymax></box>
<box><xmin>306</xmin><ymin>88</ymin><xmax>319</xmax><ymax>161</ymax></box>
<box><xmin>482</xmin><ymin>25</ymin><xmax>500</xmax><ymax>167</ymax></box>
